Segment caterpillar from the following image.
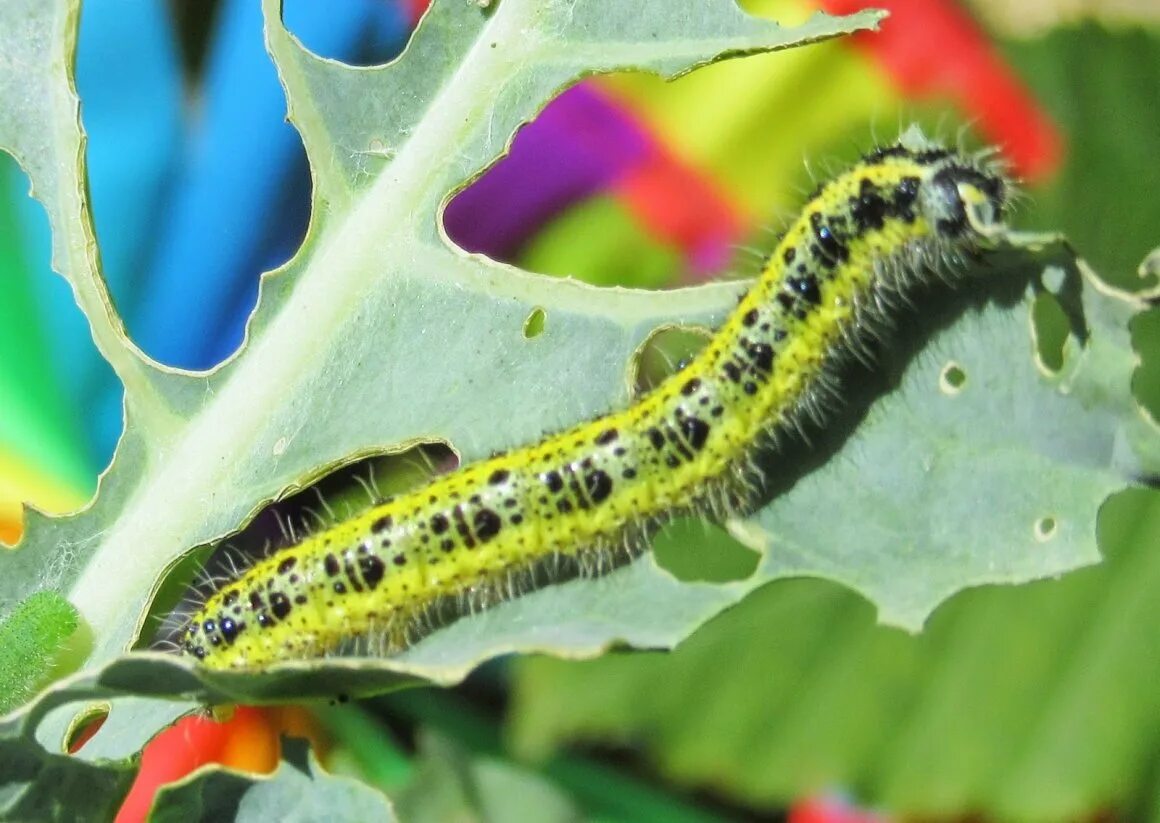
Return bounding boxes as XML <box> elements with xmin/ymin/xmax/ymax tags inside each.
<box><xmin>177</xmin><ymin>136</ymin><xmax>1009</xmax><ymax>670</ymax></box>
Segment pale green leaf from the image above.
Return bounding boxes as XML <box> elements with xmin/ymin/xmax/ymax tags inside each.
<box><xmin>0</xmin><ymin>0</ymin><xmax>903</xmax><ymax>814</ymax></box>
<box><xmin>392</xmin><ymin>731</ymin><xmax>582</xmax><ymax>823</ymax></box>
<box><xmin>3</xmin><ymin>0</ymin><xmax>1156</xmax><ymax>818</ymax></box>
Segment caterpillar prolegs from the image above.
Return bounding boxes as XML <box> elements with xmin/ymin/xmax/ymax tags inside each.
<box><xmin>177</xmin><ymin>137</ymin><xmax>1009</xmax><ymax>669</ymax></box>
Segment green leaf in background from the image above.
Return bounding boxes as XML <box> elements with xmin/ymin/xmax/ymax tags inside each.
<box><xmin>149</xmin><ymin>737</ymin><xmax>395</xmax><ymax>823</ymax></box>
<box><xmin>1009</xmin><ymin>24</ymin><xmax>1160</xmax><ymax>290</ymax></box>
<box><xmin>508</xmin><ymin>23</ymin><xmax>1160</xmax><ymax>823</ymax></box>
<box><xmin>392</xmin><ymin>731</ymin><xmax>582</xmax><ymax>823</ymax></box>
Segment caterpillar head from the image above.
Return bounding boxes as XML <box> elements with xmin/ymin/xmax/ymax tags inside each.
<box><xmin>883</xmin><ymin>126</ymin><xmax>1010</xmax><ymax>242</ymax></box>
<box><xmin>921</xmin><ymin>159</ymin><xmax>1009</xmax><ymax>242</ymax></box>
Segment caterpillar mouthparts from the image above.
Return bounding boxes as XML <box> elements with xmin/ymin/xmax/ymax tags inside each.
<box><xmin>175</xmin><ymin>136</ymin><xmax>1011</xmax><ymax>670</ymax></box>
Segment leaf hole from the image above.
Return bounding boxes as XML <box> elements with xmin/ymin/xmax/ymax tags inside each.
<box><xmin>443</xmin><ymin>78</ymin><xmax>755</xmax><ymax>288</ymax></box>
<box><xmin>142</xmin><ymin>442</ymin><xmax>458</xmax><ymax>652</ymax></box>
<box><xmin>0</xmin><ymin>151</ymin><xmax>116</xmax><ymax>481</ymax></box>
<box><xmin>1040</xmin><ymin>264</ymin><xmax>1067</xmax><ymax>296</ymax></box>
<box><xmin>1030</xmin><ymin>291</ymin><xmax>1070</xmax><ymax>374</ymax></box>
<box><xmin>631</xmin><ymin>325</ymin><xmax>712</xmax><ymax>396</ymax></box>
<box><xmin>523</xmin><ymin>307</ymin><xmax>546</xmax><ymax>339</ymax></box>
<box><xmin>1034</xmin><ymin>516</ymin><xmax>1058</xmax><ymax>542</ymax></box>
<box><xmin>938</xmin><ymin>361</ymin><xmax>967</xmax><ymax>395</ymax></box>
<box><xmin>653</xmin><ymin>517</ymin><xmax>759</xmax><ymax>583</ymax></box>
<box><xmin>0</xmin><ymin>506</ymin><xmax>21</xmax><ymax>548</ymax></box>
<box><xmin>64</xmin><ymin>704</ymin><xmax>109</xmax><ymax>754</ymax></box>
<box><xmin>281</xmin><ymin>1</ymin><xmax>412</xmax><ymax>66</ymax></box>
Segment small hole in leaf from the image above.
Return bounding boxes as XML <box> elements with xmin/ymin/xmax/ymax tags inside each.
<box><xmin>939</xmin><ymin>361</ymin><xmax>967</xmax><ymax>395</ymax></box>
<box><xmin>523</xmin><ymin>307</ymin><xmax>546</xmax><ymax>339</ymax></box>
<box><xmin>1040</xmin><ymin>264</ymin><xmax>1068</xmax><ymax>295</ymax></box>
<box><xmin>632</xmin><ymin>326</ymin><xmax>712</xmax><ymax>396</ymax></box>
<box><xmin>65</xmin><ymin>704</ymin><xmax>109</xmax><ymax>754</ymax></box>
<box><xmin>1034</xmin><ymin>516</ymin><xmax>1058</xmax><ymax>542</ymax></box>
<box><xmin>653</xmin><ymin>517</ymin><xmax>759</xmax><ymax>583</ymax></box>
<box><xmin>1031</xmin><ymin>292</ymin><xmax>1070</xmax><ymax>374</ymax></box>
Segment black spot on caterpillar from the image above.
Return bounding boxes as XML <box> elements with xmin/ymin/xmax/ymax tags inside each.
<box><xmin>175</xmin><ymin>137</ymin><xmax>1010</xmax><ymax>669</ymax></box>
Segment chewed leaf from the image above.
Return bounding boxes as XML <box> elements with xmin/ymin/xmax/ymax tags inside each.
<box><xmin>2</xmin><ymin>0</ymin><xmax>1155</xmax><ymax>816</ymax></box>
<box><xmin>1</xmin><ymin>0</ymin><xmax>881</xmax><ymax>669</ymax></box>
<box><xmin>749</xmin><ymin>244</ymin><xmax>1156</xmax><ymax>630</ymax></box>
<box><xmin>1</xmin><ymin>0</ymin><xmax>903</xmax><ymax>806</ymax></box>
<box><xmin>174</xmin><ymin>142</ymin><xmax>1025</xmax><ymax>669</ymax></box>
<box><xmin>509</xmin><ymin>27</ymin><xmax>1160</xmax><ymax>823</ymax></box>
<box><xmin>0</xmin><ymin>0</ymin><xmax>167</xmax><ymax>414</ymax></box>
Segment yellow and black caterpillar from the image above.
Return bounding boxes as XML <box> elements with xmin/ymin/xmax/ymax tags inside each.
<box><xmin>179</xmin><ymin>138</ymin><xmax>1009</xmax><ymax>669</ymax></box>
